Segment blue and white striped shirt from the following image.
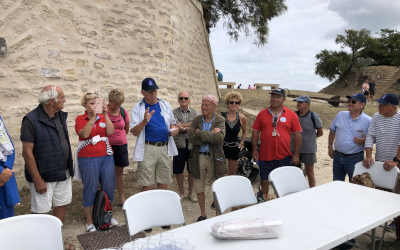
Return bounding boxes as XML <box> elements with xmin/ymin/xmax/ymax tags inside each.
<box><xmin>365</xmin><ymin>112</ymin><xmax>400</xmax><ymax>161</ymax></box>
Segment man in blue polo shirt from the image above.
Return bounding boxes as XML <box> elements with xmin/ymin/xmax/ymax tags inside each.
<box><xmin>328</xmin><ymin>93</ymin><xmax>372</xmax><ymax>181</ymax></box>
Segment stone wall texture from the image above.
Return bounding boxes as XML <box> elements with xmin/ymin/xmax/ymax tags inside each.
<box><xmin>0</xmin><ymin>0</ymin><xmax>220</xmax><ymax>174</ymax></box>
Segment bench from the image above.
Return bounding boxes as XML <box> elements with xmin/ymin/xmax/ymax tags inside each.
<box><xmin>218</xmin><ymin>82</ymin><xmax>236</xmax><ymax>89</ymax></box>
<box><xmin>254</xmin><ymin>83</ymin><xmax>279</xmax><ymax>90</ymax></box>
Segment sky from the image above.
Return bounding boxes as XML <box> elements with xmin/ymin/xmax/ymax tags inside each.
<box><xmin>209</xmin><ymin>0</ymin><xmax>400</xmax><ymax>92</ymax></box>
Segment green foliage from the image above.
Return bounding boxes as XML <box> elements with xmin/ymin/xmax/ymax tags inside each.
<box><xmin>315</xmin><ymin>50</ymin><xmax>352</xmax><ymax>82</ymax></box>
<box><xmin>199</xmin><ymin>0</ymin><xmax>288</xmax><ymax>47</ymax></box>
<box><xmin>335</xmin><ymin>29</ymin><xmax>373</xmax><ymax>66</ymax></box>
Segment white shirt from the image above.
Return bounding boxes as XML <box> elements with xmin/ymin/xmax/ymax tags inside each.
<box><xmin>130</xmin><ymin>98</ymin><xmax>178</xmax><ymax>161</ymax></box>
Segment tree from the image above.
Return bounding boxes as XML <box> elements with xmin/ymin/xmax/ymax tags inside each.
<box><xmin>315</xmin><ymin>50</ymin><xmax>352</xmax><ymax>82</ymax></box>
<box><xmin>199</xmin><ymin>0</ymin><xmax>288</xmax><ymax>47</ymax></box>
<box><xmin>361</xmin><ymin>29</ymin><xmax>400</xmax><ymax>66</ymax></box>
<box><xmin>335</xmin><ymin>29</ymin><xmax>373</xmax><ymax>67</ymax></box>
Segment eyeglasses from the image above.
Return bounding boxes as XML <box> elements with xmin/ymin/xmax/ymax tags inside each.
<box><xmin>229</xmin><ymin>101</ymin><xmax>240</xmax><ymax>105</ymax></box>
<box><xmin>273</xmin><ymin>117</ymin><xmax>278</xmax><ymax>128</ymax></box>
<box><xmin>201</xmin><ymin>103</ymin><xmax>211</xmax><ymax>107</ymax></box>
<box><xmin>347</xmin><ymin>100</ymin><xmax>358</xmax><ymax>104</ymax></box>
<box><xmin>86</xmin><ymin>92</ymin><xmax>99</xmax><ymax>97</ymax></box>
<box><xmin>179</xmin><ymin>97</ymin><xmax>189</xmax><ymax>101</ymax></box>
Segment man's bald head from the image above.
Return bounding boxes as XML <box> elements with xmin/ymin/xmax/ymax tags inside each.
<box><xmin>178</xmin><ymin>91</ymin><xmax>190</xmax><ymax>98</ymax></box>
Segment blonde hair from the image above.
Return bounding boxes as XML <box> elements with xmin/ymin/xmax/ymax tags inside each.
<box><xmin>224</xmin><ymin>91</ymin><xmax>243</xmax><ymax>106</ymax></box>
<box><xmin>108</xmin><ymin>89</ymin><xmax>125</xmax><ymax>104</ymax></box>
<box><xmin>80</xmin><ymin>92</ymin><xmax>100</xmax><ymax>107</ymax></box>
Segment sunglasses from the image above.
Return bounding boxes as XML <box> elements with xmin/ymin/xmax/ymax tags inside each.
<box><xmin>347</xmin><ymin>100</ymin><xmax>358</xmax><ymax>104</ymax></box>
<box><xmin>273</xmin><ymin>117</ymin><xmax>278</xmax><ymax>128</ymax></box>
<box><xmin>179</xmin><ymin>97</ymin><xmax>189</xmax><ymax>100</ymax></box>
<box><xmin>229</xmin><ymin>101</ymin><xmax>240</xmax><ymax>105</ymax></box>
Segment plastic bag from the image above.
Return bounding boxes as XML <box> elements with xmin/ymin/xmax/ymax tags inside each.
<box><xmin>212</xmin><ymin>218</ymin><xmax>283</xmax><ymax>240</ymax></box>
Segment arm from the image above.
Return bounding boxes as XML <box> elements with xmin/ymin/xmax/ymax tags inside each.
<box><xmin>251</xmin><ymin>130</ymin><xmax>260</xmax><ymax>161</ymax></box>
<box><xmin>170</xmin><ymin>124</ymin><xmax>179</xmax><ymax>137</ymax></box>
<box><xmin>328</xmin><ymin>131</ymin><xmax>335</xmax><ymax>159</ymax></box>
<box><xmin>131</xmin><ymin>107</ymin><xmax>154</xmax><ymax>136</ymax></box>
<box><xmin>363</xmin><ymin>120</ymin><xmax>375</xmax><ymax>168</ymax></box>
<box><xmin>124</xmin><ymin>120</ymin><xmax>129</xmax><ymax>135</ymax></box>
<box><xmin>196</xmin><ymin>118</ymin><xmax>226</xmax><ymax>144</ymax></box>
<box><xmin>22</xmin><ymin>142</ymin><xmax>47</xmax><ymax>194</ymax></box>
<box><xmin>0</xmin><ymin>168</ymin><xmax>14</xmax><ymax>187</ymax></box>
<box><xmin>316</xmin><ymin>128</ymin><xmax>323</xmax><ymax>138</ymax></box>
<box><xmin>78</xmin><ymin>106</ymin><xmax>97</xmax><ymax>138</ymax></box>
<box><xmin>291</xmin><ymin>132</ymin><xmax>302</xmax><ymax>165</ymax></box>
<box><xmin>103</xmin><ymin>105</ymin><xmax>114</xmax><ymax>135</ymax></box>
<box><xmin>239</xmin><ymin>114</ymin><xmax>247</xmax><ymax>147</ymax></box>
<box><xmin>188</xmin><ymin>117</ymin><xmax>202</xmax><ymax>146</ymax></box>
<box><xmin>382</xmin><ymin>146</ymin><xmax>400</xmax><ymax>171</ymax></box>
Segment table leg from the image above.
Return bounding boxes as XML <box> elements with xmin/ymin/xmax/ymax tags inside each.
<box><xmin>371</xmin><ymin>228</ymin><xmax>376</xmax><ymax>250</ymax></box>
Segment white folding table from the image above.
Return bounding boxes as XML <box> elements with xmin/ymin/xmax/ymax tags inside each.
<box><xmin>166</xmin><ymin>181</ymin><xmax>400</xmax><ymax>250</ymax></box>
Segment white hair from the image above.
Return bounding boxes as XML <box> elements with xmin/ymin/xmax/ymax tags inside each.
<box><xmin>38</xmin><ymin>85</ymin><xmax>59</xmax><ymax>105</ymax></box>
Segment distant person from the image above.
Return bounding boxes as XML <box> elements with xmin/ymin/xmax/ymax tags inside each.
<box><xmin>328</xmin><ymin>93</ymin><xmax>371</xmax><ymax>182</ymax></box>
<box><xmin>237</xmin><ymin>84</ymin><xmax>242</xmax><ymax>89</ymax></box>
<box><xmin>362</xmin><ymin>79</ymin><xmax>370</xmax><ymax>97</ymax></box>
<box><xmin>368</xmin><ymin>78</ymin><xmax>376</xmax><ymax>103</ymax></box>
<box><xmin>377</xmin><ymin>71</ymin><xmax>383</xmax><ymax>84</ymax></box>
<box><xmin>248</xmin><ymin>85</ymin><xmax>252</xmax><ymax>89</ymax></box>
<box><xmin>291</xmin><ymin>95</ymin><xmax>323</xmax><ymax>188</ymax></box>
<box><xmin>251</xmin><ymin>88</ymin><xmax>302</xmax><ymax>202</ymax></box>
<box><xmin>216</xmin><ymin>70</ymin><xmax>223</xmax><ymax>82</ymax></box>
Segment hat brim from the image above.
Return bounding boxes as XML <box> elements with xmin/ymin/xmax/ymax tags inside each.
<box><xmin>143</xmin><ymin>85</ymin><xmax>159</xmax><ymax>92</ymax></box>
<box><xmin>374</xmin><ymin>99</ymin><xmax>390</xmax><ymax>105</ymax></box>
<box><xmin>269</xmin><ymin>92</ymin><xmax>284</xmax><ymax>96</ymax></box>
<box><xmin>293</xmin><ymin>99</ymin><xmax>307</xmax><ymax>102</ymax></box>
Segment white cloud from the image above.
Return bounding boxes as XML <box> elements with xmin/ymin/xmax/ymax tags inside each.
<box><xmin>209</xmin><ymin>0</ymin><xmax>400</xmax><ymax>92</ymax></box>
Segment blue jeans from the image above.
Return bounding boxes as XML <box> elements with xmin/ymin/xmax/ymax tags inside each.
<box><xmin>333</xmin><ymin>151</ymin><xmax>364</xmax><ymax>181</ymax></box>
<box><xmin>79</xmin><ymin>155</ymin><xmax>115</xmax><ymax>207</ymax></box>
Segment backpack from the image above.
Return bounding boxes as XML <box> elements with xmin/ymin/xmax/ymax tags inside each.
<box><xmin>295</xmin><ymin>110</ymin><xmax>317</xmax><ymax>129</ymax></box>
<box><xmin>120</xmin><ymin>107</ymin><xmax>126</xmax><ymax>121</ymax></box>
<box><xmin>92</xmin><ymin>190</ymin><xmax>113</xmax><ymax>231</ymax></box>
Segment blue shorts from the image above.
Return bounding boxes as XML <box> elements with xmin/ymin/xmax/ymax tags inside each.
<box><xmin>259</xmin><ymin>156</ymin><xmax>292</xmax><ymax>181</ymax></box>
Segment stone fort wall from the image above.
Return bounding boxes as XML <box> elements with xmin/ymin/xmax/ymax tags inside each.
<box><xmin>0</xmin><ymin>0</ymin><xmax>220</xmax><ymax>174</ymax></box>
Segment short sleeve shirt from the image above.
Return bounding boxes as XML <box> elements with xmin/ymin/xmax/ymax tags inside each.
<box><xmin>75</xmin><ymin>112</ymin><xmax>108</xmax><ymax>157</ymax></box>
<box><xmin>252</xmin><ymin>106</ymin><xmax>302</xmax><ymax>161</ymax></box>
<box><xmin>107</xmin><ymin>108</ymin><xmax>129</xmax><ymax>146</ymax></box>
<box><xmin>290</xmin><ymin>111</ymin><xmax>323</xmax><ymax>154</ymax></box>
<box><xmin>144</xmin><ymin>102</ymin><xmax>168</xmax><ymax>143</ymax></box>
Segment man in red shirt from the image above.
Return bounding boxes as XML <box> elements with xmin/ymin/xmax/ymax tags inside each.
<box><xmin>251</xmin><ymin>88</ymin><xmax>302</xmax><ymax>201</ymax></box>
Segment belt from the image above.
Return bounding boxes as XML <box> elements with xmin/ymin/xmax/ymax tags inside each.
<box><xmin>199</xmin><ymin>152</ymin><xmax>210</xmax><ymax>156</ymax></box>
<box><xmin>145</xmin><ymin>140</ymin><xmax>168</xmax><ymax>146</ymax></box>
<box><xmin>335</xmin><ymin>150</ymin><xmax>363</xmax><ymax>157</ymax></box>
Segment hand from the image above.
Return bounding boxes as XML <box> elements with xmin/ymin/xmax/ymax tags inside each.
<box><xmin>212</xmin><ymin>127</ymin><xmax>221</xmax><ymax>133</ymax></box>
<box><xmin>170</xmin><ymin>127</ymin><xmax>179</xmax><ymax>137</ymax></box>
<box><xmin>328</xmin><ymin>147</ymin><xmax>334</xmax><ymax>159</ymax></box>
<box><xmin>195</xmin><ymin>128</ymin><xmax>200</xmax><ymax>135</ymax></box>
<box><xmin>362</xmin><ymin>157</ymin><xmax>374</xmax><ymax>169</ymax></box>
<box><xmin>0</xmin><ymin>169</ymin><xmax>14</xmax><ymax>183</ymax></box>
<box><xmin>33</xmin><ymin>177</ymin><xmax>47</xmax><ymax>194</ymax></box>
<box><xmin>102</xmin><ymin>104</ymin><xmax>108</xmax><ymax>115</ymax></box>
<box><xmin>0</xmin><ymin>181</ymin><xmax>4</xmax><ymax>187</ymax></box>
<box><xmin>252</xmin><ymin>150</ymin><xmax>259</xmax><ymax>162</ymax></box>
<box><xmin>176</xmin><ymin>124</ymin><xmax>184</xmax><ymax>131</ymax></box>
<box><xmin>383</xmin><ymin>161</ymin><xmax>398</xmax><ymax>172</ymax></box>
<box><xmin>144</xmin><ymin>107</ymin><xmax>155</xmax><ymax>124</ymax></box>
<box><xmin>239</xmin><ymin>142</ymin><xmax>244</xmax><ymax>149</ymax></box>
<box><xmin>353</xmin><ymin>133</ymin><xmax>366</xmax><ymax>145</ymax></box>
<box><xmin>291</xmin><ymin>154</ymin><xmax>300</xmax><ymax>166</ymax></box>
<box><xmin>87</xmin><ymin>105</ymin><xmax>96</xmax><ymax>119</ymax></box>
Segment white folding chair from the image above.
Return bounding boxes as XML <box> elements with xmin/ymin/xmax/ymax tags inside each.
<box><xmin>268</xmin><ymin>166</ymin><xmax>309</xmax><ymax>198</ymax></box>
<box><xmin>123</xmin><ymin>190</ymin><xmax>185</xmax><ymax>241</ymax></box>
<box><xmin>211</xmin><ymin>175</ymin><xmax>257</xmax><ymax>215</ymax></box>
<box><xmin>0</xmin><ymin>214</ymin><xmax>64</xmax><ymax>250</ymax></box>
<box><xmin>352</xmin><ymin>161</ymin><xmax>400</xmax><ymax>250</ymax></box>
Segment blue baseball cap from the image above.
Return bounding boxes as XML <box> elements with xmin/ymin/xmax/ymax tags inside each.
<box><xmin>141</xmin><ymin>78</ymin><xmax>159</xmax><ymax>92</ymax></box>
<box><xmin>374</xmin><ymin>93</ymin><xmax>399</xmax><ymax>105</ymax></box>
<box><xmin>346</xmin><ymin>93</ymin><xmax>366</xmax><ymax>103</ymax></box>
<box><xmin>293</xmin><ymin>95</ymin><xmax>311</xmax><ymax>104</ymax></box>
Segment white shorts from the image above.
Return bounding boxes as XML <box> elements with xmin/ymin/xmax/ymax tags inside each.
<box><xmin>28</xmin><ymin>170</ymin><xmax>72</xmax><ymax>213</ymax></box>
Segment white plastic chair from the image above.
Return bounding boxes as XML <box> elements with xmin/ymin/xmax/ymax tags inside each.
<box><xmin>352</xmin><ymin>161</ymin><xmax>400</xmax><ymax>250</ymax></box>
<box><xmin>0</xmin><ymin>214</ymin><xmax>64</xmax><ymax>250</ymax></box>
<box><xmin>268</xmin><ymin>166</ymin><xmax>309</xmax><ymax>198</ymax></box>
<box><xmin>123</xmin><ymin>190</ymin><xmax>185</xmax><ymax>241</ymax></box>
<box><xmin>211</xmin><ymin>176</ymin><xmax>257</xmax><ymax>215</ymax></box>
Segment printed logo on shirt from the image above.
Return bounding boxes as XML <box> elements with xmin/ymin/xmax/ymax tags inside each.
<box><xmin>99</xmin><ymin>122</ymin><xmax>106</xmax><ymax>128</ymax></box>
<box><xmin>280</xmin><ymin>117</ymin><xmax>286</xmax><ymax>122</ymax></box>
<box><xmin>160</xmin><ymin>111</ymin><xmax>164</xmax><ymax>117</ymax></box>
<box><xmin>149</xmin><ymin>80</ymin><xmax>153</xmax><ymax>86</ymax></box>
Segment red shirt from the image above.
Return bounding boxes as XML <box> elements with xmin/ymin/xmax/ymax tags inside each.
<box><xmin>75</xmin><ymin>112</ymin><xmax>109</xmax><ymax>157</ymax></box>
<box><xmin>252</xmin><ymin>105</ymin><xmax>302</xmax><ymax>161</ymax></box>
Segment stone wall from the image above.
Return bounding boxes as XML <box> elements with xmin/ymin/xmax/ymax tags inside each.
<box><xmin>0</xmin><ymin>0</ymin><xmax>220</xmax><ymax>175</ymax></box>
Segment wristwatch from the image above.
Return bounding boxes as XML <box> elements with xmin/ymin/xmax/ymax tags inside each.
<box><xmin>393</xmin><ymin>157</ymin><xmax>400</xmax><ymax>165</ymax></box>
<box><xmin>183</xmin><ymin>127</ymin><xmax>186</xmax><ymax>132</ymax></box>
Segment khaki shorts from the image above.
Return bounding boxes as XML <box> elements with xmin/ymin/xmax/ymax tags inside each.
<box><xmin>137</xmin><ymin>144</ymin><xmax>173</xmax><ymax>186</ymax></box>
<box><xmin>28</xmin><ymin>170</ymin><xmax>72</xmax><ymax>213</ymax></box>
<box><xmin>194</xmin><ymin>154</ymin><xmax>215</xmax><ymax>194</ymax></box>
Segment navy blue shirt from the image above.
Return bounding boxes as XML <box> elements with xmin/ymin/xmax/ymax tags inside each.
<box><xmin>145</xmin><ymin>102</ymin><xmax>168</xmax><ymax>143</ymax></box>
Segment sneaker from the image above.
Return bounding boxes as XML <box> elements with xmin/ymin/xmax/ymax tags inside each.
<box><xmin>86</xmin><ymin>224</ymin><xmax>96</xmax><ymax>233</ymax></box>
<box><xmin>387</xmin><ymin>220</ymin><xmax>396</xmax><ymax>231</ymax></box>
<box><xmin>187</xmin><ymin>194</ymin><xmax>198</xmax><ymax>203</ymax></box>
<box><xmin>161</xmin><ymin>225</ymin><xmax>171</xmax><ymax>229</ymax></box>
<box><xmin>256</xmin><ymin>191</ymin><xmax>266</xmax><ymax>203</ymax></box>
<box><xmin>210</xmin><ymin>201</ymin><xmax>215</xmax><ymax>210</ymax></box>
<box><xmin>144</xmin><ymin>228</ymin><xmax>153</xmax><ymax>233</ymax></box>
<box><xmin>110</xmin><ymin>218</ymin><xmax>118</xmax><ymax>227</ymax></box>
<box><xmin>197</xmin><ymin>215</ymin><xmax>207</xmax><ymax>222</ymax></box>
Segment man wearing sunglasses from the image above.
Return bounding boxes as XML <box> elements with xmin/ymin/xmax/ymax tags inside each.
<box><xmin>328</xmin><ymin>93</ymin><xmax>371</xmax><ymax>182</ymax></box>
<box><xmin>251</xmin><ymin>88</ymin><xmax>302</xmax><ymax>201</ymax></box>
<box><xmin>172</xmin><ymin>92</ymin><xmax>199</xmax><ymax>203</ymax></box>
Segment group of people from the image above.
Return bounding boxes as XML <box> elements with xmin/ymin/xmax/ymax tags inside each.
<box><xmin>362</xmin><ymin>71</ymin><xmax>383</xmax><ymax>103</ymax></box>
<box><xmin>1</xmin><ymin>76</ymin><xmax>400</xmax><ymax>249</ymax></box>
